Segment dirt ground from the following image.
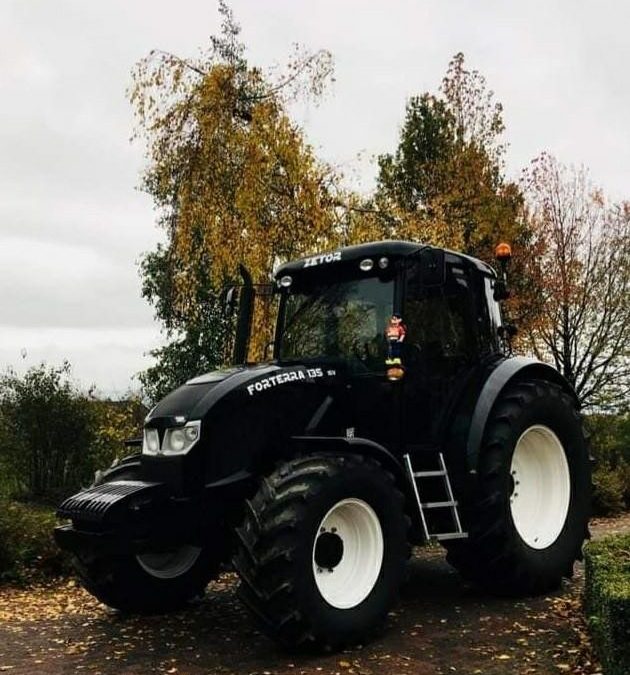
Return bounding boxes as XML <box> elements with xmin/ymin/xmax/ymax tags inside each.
<box><xmin>0</xmin><ymin>513</ymin><xmax>628</xmax><ymax>675</ymax></box>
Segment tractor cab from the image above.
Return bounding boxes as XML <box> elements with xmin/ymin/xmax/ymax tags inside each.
<box><xmin>270</xmin><ymin>241</ymin><xmax>504</xmax><ymax>373</ymax></box>
<box><xmin>234</xmin><ymin>241</ymin><xmax>506</xmax><ymax>451</ymax></box>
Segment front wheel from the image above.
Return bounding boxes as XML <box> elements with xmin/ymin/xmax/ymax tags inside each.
<box><xmin>74</xmin><ymin>544</ymin><xmax>217</xmax><ymax>613</ymax></box>
<box><xmin>70</xmin><ymin>461</ymin><xmax>223</xmax><ymax>613</ymax></box>
<box><xmin>445</xmin><ymin>379</ymin><xmax>591</xmax><ymax>596</ymax></box>
<box><xmin>233</xmin><ymin>454</ymin><xmax>410</xmax><ymax>649</ymax></box>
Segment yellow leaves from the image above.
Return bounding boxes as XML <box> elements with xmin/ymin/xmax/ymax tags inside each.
<box><xmin>155</xmin><ymin>63</ymin><xmax>339</xmax><ymax>316</ymax></box>
<box><xmin>130</xmin><ymin>19</ymin><xmax>340</xmax><ymax>328</ymax></box>
<box><xmin>90</xmin><ymin>398</ymin><xmax>144</xmax><ymax>468</ymax></box>
<box><xmin>0</xmin><ymin>581</ymin><xmax>102</xmax><ymax>623</ymax></box>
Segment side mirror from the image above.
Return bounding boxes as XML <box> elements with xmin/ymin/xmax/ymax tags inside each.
<box><xmin>263</xmin><ymin>340</ymin><xmax>275</xmax><ymax>361</ymax></box>
<box><xmin>223</xmin><ymin>286</ymin><xmax>238</xmax><ymax>315</ymax></box>
<box><xmin>493</xmin><ymin>279</ymin><xmax>511</xmax><ymax>301</ymax></box>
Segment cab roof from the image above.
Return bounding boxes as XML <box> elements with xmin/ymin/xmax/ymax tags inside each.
<box><xmin>274</xmin><ymin>240</ymin><xmax>495</xmax><ymax>278</ymax></box>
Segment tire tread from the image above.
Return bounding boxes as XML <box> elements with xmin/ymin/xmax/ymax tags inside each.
<box><xmin>233</xmin><ymin>453</ymin><xmax>409</xmax><ymax>649</ymax></box>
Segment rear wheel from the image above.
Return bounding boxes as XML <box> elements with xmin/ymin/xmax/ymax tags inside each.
<box><xmin>509</xmin><ymin>425</ymin><xmax>571</xmax><ymax>549</ymax></box>
<box><xmin>233</xmin><ymin>454</ymin><xmax>410</xmax><ymax>649</ymax></box>
<box><xmin>445</xmin><ymin>379</ymin><xmax>590</xmax><ymax>596</ymax></box>
<box><xmin>70</xmin><ymin>461</ymin><xmax>223</xmax><ymax>613</ymax></box>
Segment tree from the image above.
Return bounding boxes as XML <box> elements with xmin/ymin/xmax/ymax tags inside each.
<box><xmin>376</xmin><ymin>53</ymin><xmax>526</xmax><ymax>259</ymax></box>
<box><xmin>374</xmin><ymin>53</ymin><xmax>547</xmax><ymax>336</ymax></box>
<box><xmin>523</xmin><ymin>154</ymin><xmax>630</xmax><ymax>410</ymax></box>
<box><xmin>131</xmin><ymin>2</ymin><xmax>339</xmax><ymax>397</ymax></box>
<box><xmin>138</xmin><ymin>241</ymin><xmax>231</xmax><ymax>401</ymax></box>
<box><xmin>377</xmin><ymin>94</ymin><xmax>456</xmax><ymax>213</ymax></box>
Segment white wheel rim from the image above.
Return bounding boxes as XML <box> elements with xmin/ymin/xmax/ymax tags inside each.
<box><xmin>510</xmin><ymin>425</ymin><xmax>571</xmax><ymax>550</ymax></box>
<box><xmin>312</xmin><ymin>498</ymin><xmax>384</xmax><ymax>609</ymax></box>
<box><xmin>136</xmin><ymin>546</ymin><xmax>202</xmax><ymax>579</ymax></box>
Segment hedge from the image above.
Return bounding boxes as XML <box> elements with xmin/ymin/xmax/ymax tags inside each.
<box><xmin>0</xmin><ymin>499</ymin><xmax>70</xmax><ymax>583</ymax></box>
<box><xmin>584</xmin><ymin>534</ymin><xmax>630</xmax><ymax>675</ymax></box>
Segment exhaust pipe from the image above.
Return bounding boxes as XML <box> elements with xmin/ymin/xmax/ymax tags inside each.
<box><xmin>232</xmin><ymin>264</ymin><xmax>254</xmax><ymax>365</ymax></box>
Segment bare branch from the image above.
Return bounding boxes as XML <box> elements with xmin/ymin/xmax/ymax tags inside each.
<box><xmin>522</xmin><ymin>155</ymin><xmax>630</xmax><ymax>411</ymax></box>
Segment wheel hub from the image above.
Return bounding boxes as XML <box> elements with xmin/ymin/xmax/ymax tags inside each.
<box><xmin>314</xmin><ymin>530</ymin><xmax>344</xmax><ymax>570</ymax></box>
<box><xmin>312</xmin><ymin>498</ymin><xmax>384</xmax><ymax>609</ymax></box>
<box><xmin>509</xmin><ymin>470</ymin><xmax>519</xmax><ymax>502</ymax></box>
<box><xmin>509</xmin><ymin>425</ymin><xmax>571</xmax><ymax>550</ymax></box>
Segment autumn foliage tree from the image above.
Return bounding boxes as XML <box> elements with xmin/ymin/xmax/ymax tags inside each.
<box><xmin>373</xmin><ymin>53</ymin><xmax>542</xmax><ymax>330</ymax></box>
<box><xmin>132</xmin><ymin>6</ymin><xmax>628</xmax><ymax>417</ymax></box>
<box><xmin>130</xmin><ymin>1</ymin><xmax>337</xmax><ymax>294</ymax></box>
<box><xmin>522</xmin><ymin>154</ymin><xmax>630</xmax><ymax>411</ymax></box>
<box><xmin>376</xmin><ymin>53</ymin><xmax>526</xmax><ymax>258</ymax></box>
<box><xmin>131</xmin><ymin>2</ymin><xmax>340</xmax><ymax>396</ymax></box>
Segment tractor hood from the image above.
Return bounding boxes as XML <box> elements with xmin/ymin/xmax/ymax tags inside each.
<box><xmin>145</xmin><ymin>362</ymin><xmax>341</xmax><ymax>425</ymax></box>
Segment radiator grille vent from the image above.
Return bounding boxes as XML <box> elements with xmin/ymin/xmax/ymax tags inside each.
<box><xmin>57</xmin><ymin>481</ymin><xmax>163</xmax><ymax>523</ymax></box>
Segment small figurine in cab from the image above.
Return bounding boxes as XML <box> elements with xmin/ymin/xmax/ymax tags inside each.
<box><xmin>385</xmin><ymin>313</ymin><xmax>406</xmax><ymax>365</ymax></box>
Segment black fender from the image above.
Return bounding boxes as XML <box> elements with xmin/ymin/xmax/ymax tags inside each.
<box><xmin>466</xmin><ymin>356</ymin><xmax>579</xmax><ymax>471</ymax></box>
<box><xmin>93</xmin><ymin>453</ymin><xmax>142</xmax><ymax>486</ymax></box>
<box><xmin>291</xmin><ymin>435</ymin><xmax>411</xmax><ymax>496</ymax></box>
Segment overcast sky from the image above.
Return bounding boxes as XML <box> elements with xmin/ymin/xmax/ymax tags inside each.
<box><xmin>1</xmin><ymin>0</ymin><xmax>628</xmax><ymax>395</ymax></box>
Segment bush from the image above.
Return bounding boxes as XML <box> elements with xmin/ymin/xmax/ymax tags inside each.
<box><xmin>0</xmin><ymin>499</ymin><xmax>70</xmax><ymax>583</ymax></box>
<box><xmin>0</xmin><ymin>362</ymin><xmax>145</xmax><ymax>503</ymax></box>
<box><xmin>584</xmin><ymin>534</ymin><xmax>630</xmax><ymax>675</ymax></box>
<box><xmin>592</xmin><ymin>462</ymin><xmax>629</xmax><ymax>516</ymax></box>
<box><xmin>586</xmin><ymin>413</ymin><xmax>630</xmax><ymax>516</ymax></box>
<box><xmin>0</xmin><ymin>362</ymin><xmax>146</xmax><ymax>584</ymax></box>
<box><xmin>0</xmin><ymin>363</ymin><xmax>96</xmax><ymax>501</ymax></box>
<box><xmin>90</xmin><ymin>397</ymin><xmax>146</xmax><ymax>469</ymax></box>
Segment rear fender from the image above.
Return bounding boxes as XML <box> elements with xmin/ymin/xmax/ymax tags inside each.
<box><xmin>466</xmin><ymin>356</ymin><xmax>579</xmax><ymax>471</ymax></box>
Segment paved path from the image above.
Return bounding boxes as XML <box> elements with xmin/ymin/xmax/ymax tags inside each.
<box><xmin>0</xmin><ymin>513</ymin><xmax>628</xmax><ymax>675</ymax></box>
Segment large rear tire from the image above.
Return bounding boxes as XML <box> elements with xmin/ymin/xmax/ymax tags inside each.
<box><xmin>70</xmin><ymin>461</ymin><xmax>223</xmax><ymax>613</ymax></box>
<box><xmin>445</xmin><ymin>379</ymin><xmax>591</xmax><ymax>596</ymax></box>
<box><xmin>233</xmin><ymin>454</ymin><xmax>410</xmax><ymax>649</ymax></box>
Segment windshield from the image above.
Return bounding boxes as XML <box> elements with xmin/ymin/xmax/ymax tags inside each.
<box><xmin>278</xmin><ymin>276</ymin><xmax>394</xmax><ymax>371</ymax></box>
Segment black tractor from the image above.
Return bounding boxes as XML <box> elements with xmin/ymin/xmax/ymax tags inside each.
<box><xmin>55</xmin><ymin>240</ymin><xmax>591</xmax><ymax>650</ymax></box>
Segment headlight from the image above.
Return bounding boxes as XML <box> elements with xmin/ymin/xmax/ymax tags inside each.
<box><xmin>163</xmin><ymin>421</ymin><xmax>200</xmax><ymax>454</ymax></box>
<box><xmin>142</xmin><ymin>428</ymin><xmax>160</xmax><ymax>455</ymax></box>
<box><xmin>142</xmin><ymin>421</ymin><xmax>201</xmax><ymax>456</ymax></box>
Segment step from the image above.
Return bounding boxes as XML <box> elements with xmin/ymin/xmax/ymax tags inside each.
<box><xmin>431</xmin><ymin>532</ymin><xmax>469</xmax><ymax>541</ymax></box>
<box><xmin>413</xmin><ymin>470</ymin><xmax>447</xmax><ymax>478</ymax></box>
<box><xmin>423</xmin><ymin>500</ymin><xmax>458</xmax><ymax>509</ymax></box>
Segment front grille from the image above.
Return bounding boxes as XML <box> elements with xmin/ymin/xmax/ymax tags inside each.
<box><xmin>57</xmin><ymin>480</ymin><xmax>165</xmax><ymax>524</ymax></box>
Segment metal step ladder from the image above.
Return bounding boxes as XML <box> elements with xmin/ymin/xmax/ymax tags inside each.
<box><xmin>403</xmin><ymin>452</ymin><xmax>468</xmax><ymax>542</ymax></box>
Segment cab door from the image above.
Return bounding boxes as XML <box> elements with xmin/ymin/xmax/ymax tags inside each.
<box><xmin>401</xmin><ymin>252</ymin><xmax>479</xmax><ymax>450</ymax></box>
<box><xmin>341</xmin><ymin>277</ymin><xmax>400</xmax><ymax>449</ymax></box>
